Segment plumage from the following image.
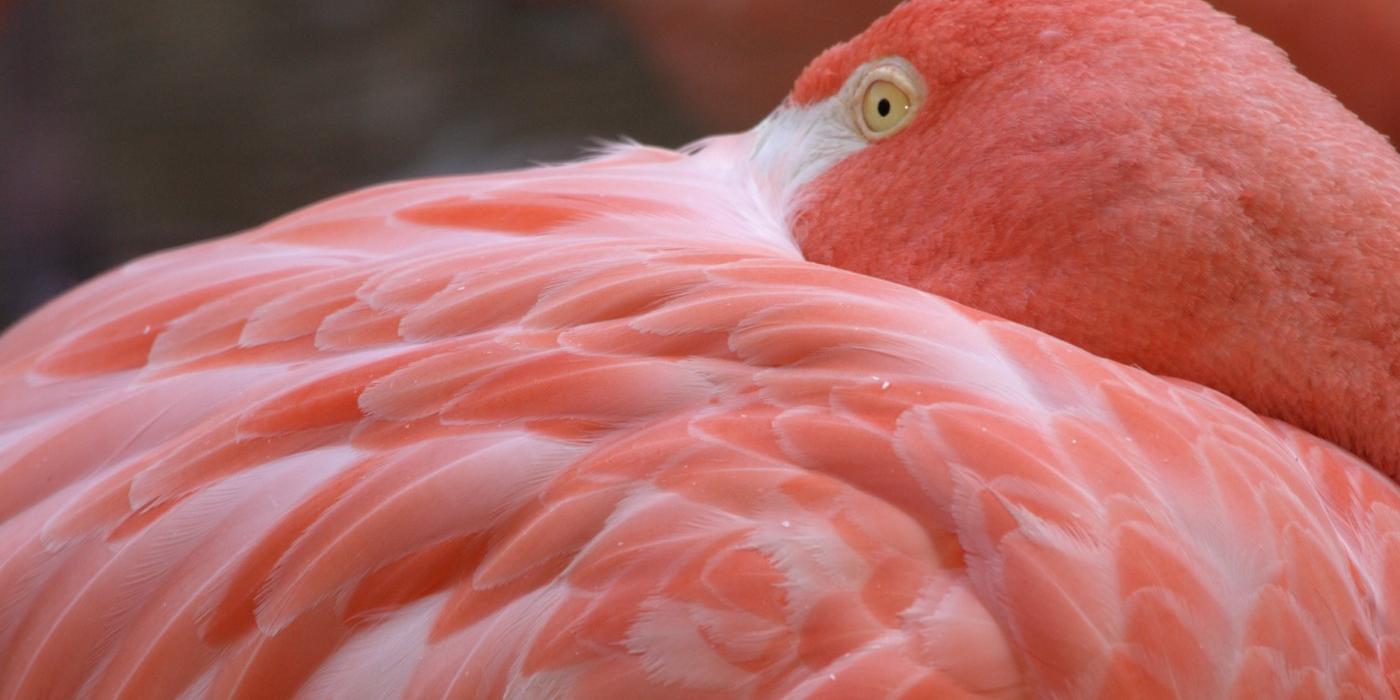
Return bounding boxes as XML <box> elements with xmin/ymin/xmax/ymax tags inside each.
<box><xmin>2</xmin><ymin>0</ymin><xmax>1399</xmax><ymax>697</ymax></box>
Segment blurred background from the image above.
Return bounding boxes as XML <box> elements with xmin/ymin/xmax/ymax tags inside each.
<box><xmin>2</xmin><ymin>0</ymin><xmax>1397</xmax><ymax>327</ymax></box>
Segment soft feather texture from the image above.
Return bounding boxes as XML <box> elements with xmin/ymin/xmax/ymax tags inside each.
<box><xmin>2</xmin><ymin>0</ymin><xmax>1400</xmax><ymax>697</ymax></box>
<box><xmin>1</xmin><ymin>136</ymin><xmax>1398</xmax><ymax>697</ymax></box>
<box><xmin>792</xmin><ymin>0</ymin><xmax>1400</xmax><ymax>479</ymax></box>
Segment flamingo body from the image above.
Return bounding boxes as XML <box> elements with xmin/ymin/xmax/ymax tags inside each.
<box><xmin>1</xmin><ymin>140</ymin><xmax>1397</xmax><ymax>698</ymax></box>
<box><xmin>3</xmin><ymin>0</ymin><xmax>1400</xmax><ymax>697</ymax></box>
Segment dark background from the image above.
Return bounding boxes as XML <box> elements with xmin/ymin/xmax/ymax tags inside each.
<box><xmin>0</xmin><ymin>0</ymin><xmax>709</xmax><ymax>326</ymax></box>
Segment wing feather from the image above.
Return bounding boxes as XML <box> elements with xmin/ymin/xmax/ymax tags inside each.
<box><xmin>1</xmin><ymin>142</ymin><xmax>1397</xmax><ymax>699</ymax></box>
<box><xmin>256</xmin><ymin>435</ymin><xmax>578</xmax><ymax>635</ymax></box>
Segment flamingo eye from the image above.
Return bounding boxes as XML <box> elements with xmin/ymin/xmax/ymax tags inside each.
<box><xmin>852</xmin><ymin>59</ymin><xmax>924</xmax><ymax>141</ymax></box>
<box><xmin>861</xmin><ymin>81</ymin><xmax>912</xmax><ymax>135</ymax></box>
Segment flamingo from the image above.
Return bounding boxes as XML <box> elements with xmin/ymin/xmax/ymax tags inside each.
<box><xmin>1</xmin><ymin>0</ymin><xmax>1398</xmax><ymax>696</ymax></box>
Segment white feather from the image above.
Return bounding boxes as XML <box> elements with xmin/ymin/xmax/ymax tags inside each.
<box><xmin>296</xmin><ymin>593</ymin><xmax>446</xmax><ymax>700</ymax></box>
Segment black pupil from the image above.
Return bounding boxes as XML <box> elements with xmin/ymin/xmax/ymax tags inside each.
<box><xmin>877</xmin><ymin>98</ymin><xmax>892</xmax><ymax>118</ymax></box>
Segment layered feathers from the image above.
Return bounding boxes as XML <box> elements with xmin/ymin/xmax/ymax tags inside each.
<box><xmin>1</xmin><ymin>140</ymin><xmax>1398</xmax><ymax>697</ymax></box>
<box><xmin>3</xmin><ymin>0</ymin><xmax>1400</xmax><ymax>696</ymax></box>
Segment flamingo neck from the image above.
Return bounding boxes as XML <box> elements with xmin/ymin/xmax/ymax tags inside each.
<box><xmin>1212</xmin><ymin>223</ymin><xmax>1400</xmax><ymax>479</ymax></box>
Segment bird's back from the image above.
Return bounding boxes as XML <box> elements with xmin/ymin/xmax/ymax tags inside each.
<box><xmin>1</xmin><ymin>140</ymin><xmax>1398</xmax><ymax>698</ymax></box>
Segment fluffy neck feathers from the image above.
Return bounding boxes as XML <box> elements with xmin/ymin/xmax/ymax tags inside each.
<box><xmin>789</xmin><ymin>0</ymin><xmax>1400</xmax><ymax>476</ymax></box>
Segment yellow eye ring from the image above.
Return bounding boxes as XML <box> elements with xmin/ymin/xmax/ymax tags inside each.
<box><xmin>851</xmin><ymin>59</ymin><xmax>924</xmax><ymax>141</ymax></box>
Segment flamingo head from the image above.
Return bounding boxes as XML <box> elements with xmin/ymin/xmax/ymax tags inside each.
<box><xmin>752</xmin><ymin>0</ymin><xmax>1400</xmax><ymax>476</ymax></box>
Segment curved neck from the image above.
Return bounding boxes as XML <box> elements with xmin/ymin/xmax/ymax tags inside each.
<box><xmin>1210</xmin><ymin>222</ymin><xmax>1400</xmax><ymax>478</ymax></box>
